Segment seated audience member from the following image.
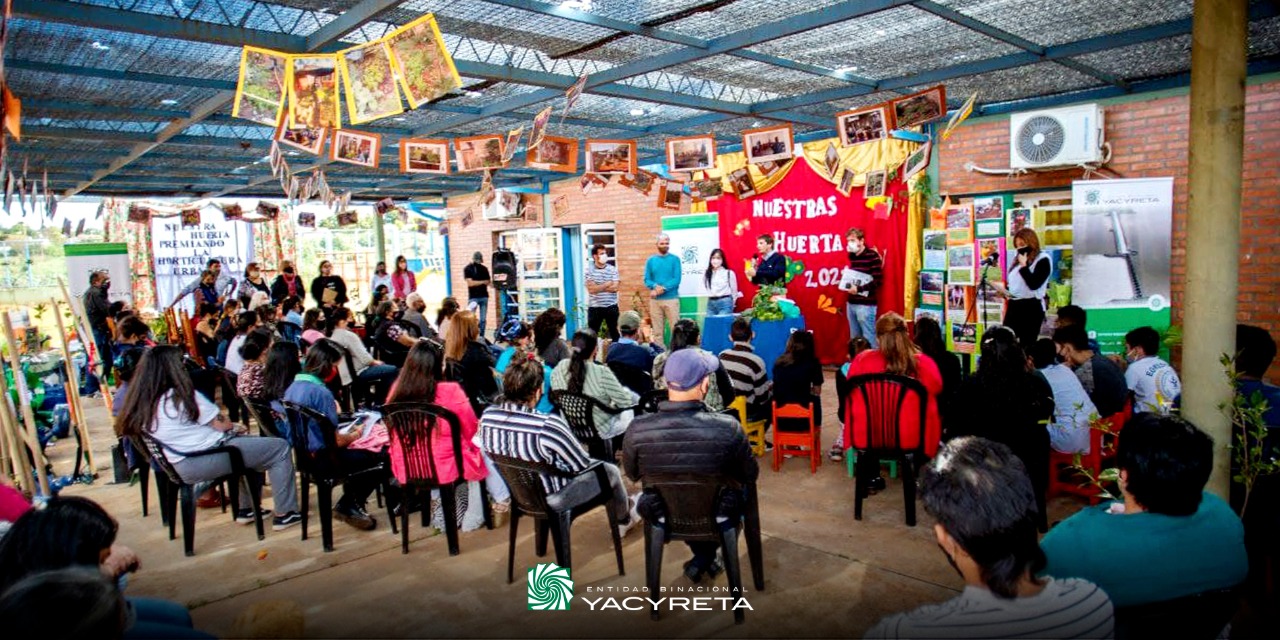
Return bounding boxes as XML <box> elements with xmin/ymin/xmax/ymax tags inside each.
<box><xmin>551</xmin><ymin>330</ymin><xmax>637</xmax><ymax>439</ymax></box>
<box><xmin>254</xmin><ymin>303</ymin><xmax>277</xmax><ymax>329</ymax></box>
<box><xmin>282</xmin><ymin>340</ymin><xmax>388</xmax><ymax>530</ymax></box>
<box><xmin>327</xmin><ymin>308</ymin><xmax>398</xmax><ymax>402</ymax></box>
<box><xmin>113</xmin><ymin>316</ymin><xmax>154</xmax><ymax>360</ymax></box>
<box><xmin>480</xmin><ymin>359</ymin><xmax>637</xmax><ymax>537</ymax></box>
<box><xmin>111</xmin><ymin>348</ymin><xmax>146</xmax><ymax>418</ymax></box>
<box><xmin>1122</xmin><ymin>326</ymin><xmax>1181</xmax><ymax>414</ymax></box>
<box><xmin>365</xmin><ymin>286</ymin><xmax>391</xmax><ymax>323</ymax></box>
<box><xmin>269</xmin><ymin>260</ymin><xmax>306</xmax><ymax>305</ymax></box>
<box><xmin>605</xmin><ymin>310</ymin><xmax>663</xmax><ymax>373</ymax></box>
<box><xmin>300</xmin><ymin>308</ymin><xmax>326</xmax><ymax>346</ymax></box>
<box><xmin>532</xmin><ymin>307</ymin><xmax>571</xmax><ymax>368</ymax></box>
<box><xmin>280</xmin><ymin>296</ymin><xmax>304</xmax><ymax>327</ymax></box>
<box><xmin>843</xmin><ymin>313</ymin><xmax>944</xmax><ymax>460</ymax></box>
<box><xmin>436</xmin><ymin>297</ymin><xmax>460</xmax><ymax>342</ymax></box>
<box><xmin>912</xmin><ymin>316</ymin><xmax>962</xmax><ymax>422</ymax></box>
<box><xmin>384</xmin><ymin>341</ymin><xmax>511</xmax><ymax>515</ymax></box>
<box><xmin>1055</xmin><ymin>304</ymin><xmax>1101</xmax><ymax>352</ymax></box>
<box><xmin>258</xmin><ymin>341</ymin><xmax>301</xmax><ymax>435</ymax></box>
<box><xmin>1234</xmin><ymin>324</ymin><xmax>1280</xmax><ymax>461</ymax></box>
<box><xmin>0</xmin><ymin>497</ymin><xmax>215</xmax><ymax>639</ymax></box>
<box><xmin>624</xmin><ymin>349</ymin><xmax>759</xmax><ymax>582</ymax></box>
<box><xmin>115</xmin><ymin>346</ymin><xmax>301</xmax><ymax>530</ymax></box>
<box><xmin>191</xmin><ymin>303</ymin><xmax>220</xmax><ymax>364</ymax></box>
<box><xmin>1041</xmin><ymin>414</ymin><xmax>1248</xmax><ymax>608</ymax></box>
<box><xmin>866</xmin><ymin>437</ymin><xmax>1114</xmax><ymax>639</ymax></box>
<box><xmin>495</xmin><ymin>322</ymin><xmax>554</xmax><ymax>415</ymax></box>
<box><xmin>950</xmin><ymin>327</ymin><xmax>1054</xmax><ymax>529</ymax></box>
<box><xmin>402</xmin><ymin>292</ymin><xmax>438</xmax><ymax>341</ymax></box>
<box><xmin>1028</xmin><ymin>338</ymin><xmax>1097</xmax><ymax>455</ymax></box>
<box><xmin>653</xmin><ymin>319</ymin><xmax>734</xmax><ymax>411</ymax></box>
<box><xmin>235</xmin><ymin>328</ymin><xmax>274</xmax><ymax>402</ymax></box>
<box><xmin>719</xmin><ymin>317</ymin><xmax>772</xmax><ymax>423</ymax></box>
<box><xmin>0</xmin><ymin>568</ymin><xmax>127</xmax><ymax>640</ymax></box>
<box><xmin>832</xmin><ymin>336</ymin><xmax>872</xmax><ymax>460</ymax></box>
<box><xmin>373</xmin><ymin>301</ymin><xmax>418</xmax><ymax>368</ymax></box>
<box><xmin>444</xmin><ymin>311</ymin><xmax>498</xmax><ymax>411</ymax></box>
<box><xmin>247</xmin><ymin>290</ymin><xmax>271</xmax><ymax>312</ymax></box>
<box><xmin>224</xmin><ymin>311</ymin><xmax>260</xmax><ymax>376</ymax></box>
<box><xmin>1053</xmin><ymin>325</ymin><xmax>1128</xmax><ymax>417</ymax></box>
<box><xmin>770</xmin><ymin>329</ymin><xmax>823</xmax><ymax>429</ymax></box>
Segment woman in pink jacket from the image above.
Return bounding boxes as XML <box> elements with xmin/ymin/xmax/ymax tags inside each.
<box><xmin>390</xmin><ymin>255</ymin><xmax>417</xmax><ymax>300</ymax></box>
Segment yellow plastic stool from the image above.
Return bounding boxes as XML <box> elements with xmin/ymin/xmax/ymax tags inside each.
<box><xmin>728</xmin><ymin>397</ymin><xmax>768</xmax><ymax>458</ymax></box>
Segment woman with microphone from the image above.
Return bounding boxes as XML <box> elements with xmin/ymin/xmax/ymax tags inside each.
<box><xmin>993</xmin><ymin>228</ymin><xmax>1052</xmax><ymax>348</ymax></box>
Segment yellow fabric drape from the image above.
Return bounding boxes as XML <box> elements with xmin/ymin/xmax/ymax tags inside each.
<box><xmin>689</xmin><ymin>136</ymin><xmax>918</xmax><ymax>198</ymax></box>
<box><xmin>903</xmin><ymin>188</ymin><xmax>924</xmax><ymax>317</ymax></box>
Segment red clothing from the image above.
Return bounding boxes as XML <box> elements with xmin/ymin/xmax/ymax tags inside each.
<box><xmin>843</xmin><ymin>350</ymin><xmax>943</xmax><ymax>457</ymax></box>
<box><xmin>391</xmin><ymin>270</ymin><xmax>417</xmax><ymax>299</ymax></box>
<box><xmin>0</xmin><ymin>484</ymin><xmax>31</xmax><ymax>523</ymax></box>
<box><xmin>384</xmin><ymin>381</ymin><xmax>486</xmax><ymax>485</ymax></box>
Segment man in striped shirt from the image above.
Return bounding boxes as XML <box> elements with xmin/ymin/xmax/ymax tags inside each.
<box><xmin>585</xmin><ymin>244</ymin><xmax>620</xmax><ymax>341</ymax></box>
<box><xmin>842</xmin><ymin>228</ymin><xmax>883</xmax><ymax>348</ymax></box>
<box><xmin>866</xmin><ymin>437</ymin><xmax>1113</xmax><ymax>639</ymax></box>
<box><xmin>479</xmin><ymin>358</ymin><xmax>637</xmax><ymax>536</ymax></box>
<box><xmin>718</xmin><ymin>317</ymin><xmax>771</xmax><ymax>421</ymax></box>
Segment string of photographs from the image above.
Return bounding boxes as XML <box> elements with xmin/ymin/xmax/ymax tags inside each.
<box><xmin>1</xmin><ymin>159</ymin><xmax>56</xmax><ymax>219</ymax></box>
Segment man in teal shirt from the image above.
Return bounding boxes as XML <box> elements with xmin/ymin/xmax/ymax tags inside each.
<box><xmin>644</xmin><ymin>233</ymin><xmax>682</xmax><ymax>348</ymax></box>
<box><xmin>1040</xmin><ymin>414</ymin><xmax>1247</xmax><ymax>608</ymax></box>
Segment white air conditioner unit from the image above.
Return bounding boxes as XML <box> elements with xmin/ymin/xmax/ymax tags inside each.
<box><xmin>1009</xmin><ymin>103</ymin><xmax>1105</xmax><ymax>169</ymax></box>
<box><xmin>482</xmin><ymin>189</ymin><xmax>523</xmax><ymax>220</ymax></box>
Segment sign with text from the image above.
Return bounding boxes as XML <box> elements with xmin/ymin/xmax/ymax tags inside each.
<box><xmin>151</xmin><ymin>216</ymin><xmax>253</xmax><ymax>312</ymax></box>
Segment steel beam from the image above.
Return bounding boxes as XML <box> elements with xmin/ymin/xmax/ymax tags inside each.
<box><xmin>5</xmin><ymin>59</ymin><xmax>235</xmax><ymax>91</ymax></box>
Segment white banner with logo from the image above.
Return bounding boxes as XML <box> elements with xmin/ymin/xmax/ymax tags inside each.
<box><xmin>151</xmin><ymin>214</ymin><xmax>253</xmax><ymax>311</ymax></box>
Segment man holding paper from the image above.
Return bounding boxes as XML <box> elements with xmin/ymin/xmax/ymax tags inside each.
<box><xmin>840</xmin><ymin>227</ymin><xmax>882</xmax><ymax>348</ymax></box>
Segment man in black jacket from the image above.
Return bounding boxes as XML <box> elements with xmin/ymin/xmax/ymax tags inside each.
<box><xmin>83</xmin><ymin>270</ymin><xmax>113</xmax><ymax>377</ymax></box>
<box><xmin>623</xmin><ymin>349</ymin><xmax>759</xmax><ymax>582</ymax></box>
<box><xmin>747</xmin><ymin>233</ymin><xmax>787</xmax><ymax>286</ymax></box>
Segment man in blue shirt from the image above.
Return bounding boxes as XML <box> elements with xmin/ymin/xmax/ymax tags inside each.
<box><xmin>1041</xmin><ymin>414</ymin><xmax>1247</xmax><ymax>608</ymax></box>
<box><xmin>644</xmin><ymin>233</ymin><xmax>682</xmax><ymax>348</ymax></box>
<box><xmin>605</xmin><ymin>311</ymin><xmax>664</xmax><ymax>394</ymax></box>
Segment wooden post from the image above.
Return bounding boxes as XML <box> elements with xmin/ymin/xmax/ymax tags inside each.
<box><xmin>50</xmin><ymin>298</ymin><xmax>98</xmax><ymax>476</ymax></box>
<box><xmin>58</xmin><ymin>278</ymin><xmax>113</xmax><ymax>411</ymax></box>
<box><xmin>1</xmin><ymin>314</ymin><xmax>52</xmax><ymax>497</ymax></box>
<box><xmin>0</xmin><ymin>371</ymin><xmax>32</xmax><ymax>493</ymax></box>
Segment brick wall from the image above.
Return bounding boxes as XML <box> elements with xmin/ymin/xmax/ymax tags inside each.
<box><xmin>938</xmin><ymin>79</ymin><xmax>1280</xmax><ymax>380</ymax></box>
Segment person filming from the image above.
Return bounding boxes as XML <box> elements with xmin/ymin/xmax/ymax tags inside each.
<box><xmin>991</xmin><ymin>228</ymin><xmax>1051</xmax><ymax>348</ymax></box>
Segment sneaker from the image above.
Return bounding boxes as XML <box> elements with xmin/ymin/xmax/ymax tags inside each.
<box><xmin>763</xmin><ymin>440</ymin><xmax>774</xmax><ymax>453</ymax></box>
<box><xmin>235</xmin><ymin>508</ymin><xmax>271</xmax><ymax>525</ymax></box>
<box><xmin>704</xmin><ymin>556</ymin><xmax>725</xmax><ymax>580</ymax></box>
<box><xmin>867</xmin><ymin>476</ymin><xmax>887</xmax><ymax>494</ymax></box>
<box><xmin>334</xmin><ymin>504</ymin><xmax>377</xmax><ymax>531</ymax></box>
<box><xmin>272</xmin><ymin>511</ymin><xmax>302</xmax><ymax>531</ymax></box>
<box><xmin>617</xmin><ymin>515</ymin><xmax>641</xmax><ymax>539</ymax></box>
<box><xmin>829</xmin><ymin>446</ymin><xmax>844</xmax><ymax>462</ymax></box>
<box><xmin>683</xmin><ymin>559</ymin><xmax>705</xmax><ymax>583</ymax></box>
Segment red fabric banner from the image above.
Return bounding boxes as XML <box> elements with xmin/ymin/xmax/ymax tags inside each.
<box><xmin>710</xmin><ymin>159</ymin><xmax>907</xmax><ymax>365</ymax></box>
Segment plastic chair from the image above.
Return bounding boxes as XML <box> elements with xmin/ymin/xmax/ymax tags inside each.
<box><xmin>488</xmin><ymin>454</ymin><xmax>625</xmax><ymax>584</ymax></box>
<box><xmin>282</xmin><ymin>401</ymin><xmax>392</xmax><ymax>552</ymax></box>
<box><xmin>845</xmin><ymin>452</ymin><xmax>898</xmax><ymax>479</ymax></box>
<box><xmin>641</xmin><ymin>474</ymin><xmax>765</xmax><ymax>624</ymax></box>
<box><xmin>638</xmin><ymin>388</ymin><xmax>668</xmax><ymax>414</ymax></box>
<box><xmin>845</xmin><ymin>373</ymin><xmax>928</xmax><ymax>526</ymax></box>
<box><xmin>277</xmin><ymin>321</ymin><xmax>302</xmax><ymax>344</ymax></box>
<box><xmin>771</xmin><ymin>402</ymin><xmax>820</xmax><ymax>473</ymax></box>
<box><xmin>549</xmin><ymin>390</ymin><xmax>629</xmax><ymax>461</ymax></box>
<box><xmin>1048</xmin><ymin>398</ymin><xmax>1132</xmax><ymax>505</ymax></box>
<box><xmin>1113</xmin><ymin>585</ymin><xmax>1241</xmax><ymax>640</ymax></box>
<box><xmin>243</xmin><ymin>398</ymin><xmax>284</xmax><ymax>439</ymax></box>
<box><xmin>380</xmin><ymin>401</ymin><xmax>494</xmax><ymax>555</ymax></box>
<box><xmin>132</xmin><ymin>434</ymin><xmax>264</xmax><ymax>556</ymax></box>
<box><xmin>726</xmin><ymin>396</ymin><xmax>766</xmax><ymax>458</ymax></box>
<box><xmin>607</xmin><ymin>360</ymin><xmax>654</xmax><ymax>396</ymax></box>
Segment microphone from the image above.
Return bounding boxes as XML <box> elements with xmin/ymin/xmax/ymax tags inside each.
<box><xmin>980</xmin><ymin>253</ymin><xmax>999</xmax><ymax>267</ymax></box>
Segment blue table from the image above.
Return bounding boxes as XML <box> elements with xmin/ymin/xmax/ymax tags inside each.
<box><xmin>701</xmin><ymin>315</ymin><xmax>806</xmax><ymax>379</ymax></box>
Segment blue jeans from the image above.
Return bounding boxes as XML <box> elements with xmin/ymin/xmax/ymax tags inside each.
<box><xmin>469</xmin><ymin>297</ymin><xmax>489</xmax><ymax>337</ymax></box>
<box><xmin>706</xmin><ymin>296</ymin><xmax>734</xmax><ymax>316</ymax></box>
<box><xmin>846</xmin><ymin>302</ymin><xmax>879</xmax><ymax>348</ymax></box>
<box><xmin>126</xmin><ymin>597</ymin><xmax>214</xmax><ymax>639</ymax></box>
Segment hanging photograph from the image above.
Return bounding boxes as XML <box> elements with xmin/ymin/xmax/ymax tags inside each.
<box><xmin>297</xmin><ymin>211</ymin><xmax>316</xmax><ymax>229</ymax></box>
<box><xmin>1007</xmin><ymin>207</ymin><xmax>1033</xmax><ymax>240</ymax></box>
<box><xmin>902</xmin><ymin>142</ymin><xmax>931</xmax><ymax>181</ymax></box>
<box><xmin>836</xmin><ymin>104</ymin><xmax>892</xmax><ymax>147</ymax></box>
<box><xmin>658</xmin><ymin>180</ymin><xmax>684</xmax><ymax>211</ymax></box>
<box><xmin>181</xmin><ymin>209</ymin><xmax>201</xmax><ymax>228</ymax></box>
<box><xmin>757</xmin><ymin>159</ymin><xmax>783</xmax><ymax>178</ymax></box>
<box><xmin>527</xmin><ymin>135</ymin><xmax>578</xmax><ymax>173</ymax></box>
<box><xmin>945</xmin><ymin>285</ymin><xmax>975</xmax><ymax>323</ymax></box>
<box><xmin>728</xmin><ymin>167</ymin><xmax>756</xmax><ymax>199</ymax></box>
<box><xmin>220</xmin><ymin>203</ymin><xmax>243</xmax><ymax>221</ymax></box>
<box><xmin>823</xmin><ymin>142</ymin><xmax>841</xmax><ymax>178</ymax></box>
<box><xmin>256</xmin><ymin>201</ymin><xmax>280</xmax><ymax>219</ymax></box>
<box><xmin>454</xmin><ymin>134</ymin><xmax>505</xmax><ymax>172</ymax></box>
<box><xmin>920</xmin><ymin>271</ymin><xmax>945</xmax><ymax>307</ymax></box>
<box><xmin>585</xmin><ymin>139</ymin><xmax>636</xmax><ymax>175</ymax></box>
<box><xmin>836</xmin><ymin>167</ymin><xmax>857</xmax><ymax>196</ymax></box>
<box><xmin>665</xmin><ymin>135</ymin><xmax>716</xmax><ymax>173</ymax></box>
<box><xmin>690</xmin><ymin>178</ymin><xmax>723</xmax><ymax>201</ymax></box>
<box><xmin>892</xmin><ymin>85</ymin><xmax>947</xmax><ymax>129</ymax></box>
<box><xmin>553</xmin><ymin>194</ymin><xmax>570</xmax><ymax>220</ymax></box>
<box><xmin>337</xmin><ymin>210</ymin><xmax>359</xmax><ymax>227</ymax></box>
<box><xmin>528</xmin><ymin>106</ymin><xmax>553</xmax><ymax>150</ymax></box>
<box><xmin>742</xmin><ymin>123</ymin><xmax>793</xmax><ymax>165</ymax></box>
<box><xmin>399</xmin><ymin>138</ymin><xmax>450</xmax><ymax>174</ymax></box>
<box><xmin>330</xmin><ymin>129</ymin><xmax>382</xmax><ymax>168</ymax></box>
<box><xmin>339</xmin><ymin>40</ymin><xmax>403</xmax><ymax>125</ymax></box>
<box><xmin>233</xmin><ymin>46</ymin><xmax>289</xmax><ymax>127</ymax></box>
<box><xmin>863</xmin><ymin>169</ymin><xmax>886</xmax><ymax>198</ymax></box>
<box><xmin>501</xmin><ymin>126</ymin><xmax>525</xmax><ymax>163</ymax></box>
<box><xmin>976</xmin><ymin>237</ymin><xmax>1007</xmax><ymax>291</ymax></box>
<box><xmin>973</xmin><ymin>195</ymin><xmax>1003</xmax><ymax>221</ymax></box>
<box><xmin>289</xmin><ymin>54</ymin><xmax>340</xmax><ymax>130</ymax></box>
<box><xmin>923</xmin><ymin>229</ymin><xmax>948</xmax><ymax>270</ymax></box>
<box><xmin>384</xmin><ymin>13</ymin><xmax>462</xmax><ymax>109</ymax></box>
<box><xmin>274</xmin><ymin>121</ymin><xmax>327</xmax><ymax>155</ymax></box>
<box><xmin>628</xmin><ymin>170</ymin><xmax>655</xmax><ymax>196</ymax></box>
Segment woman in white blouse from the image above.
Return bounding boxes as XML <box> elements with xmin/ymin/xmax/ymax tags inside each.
<box><xmin>703</xmin><ymin>248</ymin><xmax>739</xmax><ymax>316</ymax></box>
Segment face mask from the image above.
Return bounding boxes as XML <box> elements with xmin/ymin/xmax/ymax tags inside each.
<box><xmin>101</xmin><ymin>280</ymin><xmax>111</xmax><ymax>290</ymax></box>
<box><xmin>248</xmin><ymin>271</ymin><xmax>259</xmax><ymax>279</ymax></box>
<box><xmin>710</xmin><ymin>258</ymin><xmax>723</xmax><ymax>268</ymax></box>
<box><xmin>283</xmin><ymin>267</ymin><xmax>295</xmax><ymax>275</ymax></box>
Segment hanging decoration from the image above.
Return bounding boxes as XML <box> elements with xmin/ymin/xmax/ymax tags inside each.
<box><xmin>942</xmin><ymin>92</ymin><xmax>978</xmax><ymax>141</ymax></box>
<box><xmin>384</xmin><ymin>13</ymin><xmax>462</xmax><ymax>109</ymax></box>
<box><xmin>562</xmin><ymin>73</ymin><xmax>588</xmax><ymax>123</ymax></box>
<box><xmin>232</xmin><ymin>47</ymin><xmax>289</xmax><ymax>127</ymax></box>
<box><xmin>339</xmin><ymin>40</ymin><xmax>404</xmax><ymax>125</ymax></box>
<box><xmin>287</xmin><ymin>54</ymin><xmax>341</xmax><ymax>130</ymax></box>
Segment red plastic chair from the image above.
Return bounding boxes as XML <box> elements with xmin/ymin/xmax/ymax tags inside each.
<box><xmin>771</xmin><ymin>402</ymin><xmax>820</xmax><ymax>473</ymax></box>
<box><xmin>1048</xmin><ymin>398</ymin><xmax>1133</xmax><ymax>505</ymax></box>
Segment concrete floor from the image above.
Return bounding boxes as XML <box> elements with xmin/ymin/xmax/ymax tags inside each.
<box><xmin>50</xmin><ymin>371</ymin><xmax>1088</xmax><ymax>638</ymax></box>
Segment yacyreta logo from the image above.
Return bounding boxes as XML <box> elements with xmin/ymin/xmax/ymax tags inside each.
<box><xmin>528</xmin><ymin>563</ymin><xmax>573</xmax><ymax>610</ymax></box>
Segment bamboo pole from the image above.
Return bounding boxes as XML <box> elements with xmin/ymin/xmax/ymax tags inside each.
<box><xmin>0</xmin><ymin>371</ymin><xmax>32</xmax><ymax>493</ymax></box>
<box><xmin>50</xmin><ymin>298</ymin><xmax>98</xmax><ymax>476</ymax></box>
<box><xmin>58</xmin><ymin>278</ymin><xmax>113</xmax><ymax>411</ymax></box>
<box><xmin>1</xmin><ymin>315</ymin><xmax>51</xmax><ymax>497</ymax></box>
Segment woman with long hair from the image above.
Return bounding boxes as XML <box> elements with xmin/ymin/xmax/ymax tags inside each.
<box><xmin>772</xmin><ymin>330</ymin><xmax>824</xmax><ymax>430</ymax></box>
<box><xmin>950</xmin><ymin>326</ymin><xmax>1055</xmax><ymax>530</ymax></box>
<box><xmin>261</xmin><ymin>341</ymin><xmax>301</xmax><ymax>403</ymax></box>
<box><xmin>444</xmin><ymin>311</ymin><xmax>498</xmax><ymax>411</ymax></box>
<box><xmin>372</xmin><ymin>301</ymin><xmax>417</xmax><ymax>368</ymax></box>
<box><xmin>300</xmin><ymin>308</ymin><xmax>326</xmax><ymax>346</ymax></box>
<box><xmin>238</xmin><ymin>261</ymin><xmax>270</xmax><ymax>308</ymax></box>
<box><xmin>310</xmin><ymin>260</ymin><xmax>348</xmax><ymax>314</ymax></box>
<box><xmin>327</xmin><ymin>307</ymin><xmax>398</xmax><ymax>400</ymax></box>
<box><xmin>114</xmin><ymin>346</ymin><xmax>300</xmax><ymax>530</ymax></box>
<box><xmin>365</xmin><ymin>285</ymin><xmax>390</xmax><ymax>327</ymax></box>
<box><xmin>702</xmin><ymin>248</ymin><xmax>738</xmax><ymax>316</ymax></box>
<box><xmin>436</xmin><ymin>297</ymin><xmax>460</xmax><ymax>338</ymax></box>
<box><xmin>390</xmin><ymin>255</ymin><xmax>417</xmax><ymax>300</ymax></box>
<box><xmin>842</xmin><ymin>313</ymin><xmax>944</xmax><ymax>461</ymax></box>
<box><xmin>550</xmin><ymin>329</ymin><xmax>636</xmax><ymax>438</ymax></box>
<box><xmin>913</xmin><ymin>315</ymin><xmax>962</xmax><ymax>421</ymax></box>
<box><xmin>531</xmin><ymin>307</ymin><xmax>570</xmax><ymax>367</ymax></box>
<box><xmin>999</xmin><ymin>228</ymin><xmax>1052</xmax><ymax>348</ymax></box>
<box><xmin>651</xmin><ymin>319</ymin><xmax>733</xmax><ymax>411</ymax></box>
<box><xmin>370</xmin><ymin>261</ymin><xmax>392</xmax><ymax>297</ymax></box>
<box><xmin>269</xmin><ymin>259</ymin><xmax>306</xmax><ymax>305</ymax></box>
<box><xmin>235</xmin><ymin>327</ymin><xmax>274</xmax><ymax>401</ymax></box>
<box><xmin>385</xmin><ymin>342</ymin><xmax>510</xmax><ymax>516</ymax></box>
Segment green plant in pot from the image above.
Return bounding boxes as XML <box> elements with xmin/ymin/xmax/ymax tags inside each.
<box><xmin>740</xmin><ymin>285</ymin><xmax>786</xmax><ymax>321</ymax></box>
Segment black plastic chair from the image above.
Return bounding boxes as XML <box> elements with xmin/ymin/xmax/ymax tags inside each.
<box><xmin>328</xmin><ymin>342</ymin><xmax>370</xmax><ymax>411</ymax></box>
<box><xmin>1113</xmin><ymin>585</ymin><xmax>1241</xmax><ymax>640</ymax></box>
<box><xmin>381</xmin><ymin>401</ymin><xmax>494</xmax><ymax>555</ymax></box>
<box><xmin>243</xmin><ymin>398</ymin><xmax>284</xmax><ymax>439</ymax></box>
<box><xmin>281</xmin><ymin>401</ymin><xmax>392</xmax><ymax>552</ymax></box>
<box><xmin>608</xmin><ymin>360</ymin><xmax>654</xmax><ymax>396</ymax></box>
<box><xmin>845</xmin><ymin>373</ymin><xmax>929</xmax><ymax>526</ymax></box>
<box><xmin>638</xmin><ymin>388</ymin><xmax>668</xmax><ymax>414</ymax></box>
<box><xmin>641</xmin><ymin>474</ymin><xmax>765</xmax><ymax>624</ymax></box>
<box><xmin>212</xmin><ymin>364</ymin><xmax>246</xmax><ymax>423</ymax></box>
<box><xmin>277</xmin><ymin>321</ymin><xmax>303</xmax><ymax>344</ymax></box>
<box><xmin>549</xmin><ymin>390</ymin><xmax>629</xmax><ymax>461</ymax></box>
<box><xmin>489</xmin><ymin>454</ymin><xmax>624</xmax><ymax>584</ymax></box>
<box><xmin>132</xmin><ymin>434</ymin><xmax>265</xmax><ymax>556</ymax></box>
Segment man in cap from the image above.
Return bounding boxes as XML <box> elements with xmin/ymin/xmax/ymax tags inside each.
<box><xmin>623</xmin><ymin>349</ymin><xmax>760</xmax><ymax>582</ymax></box>
<box><xmin>643</xmin><ymin>233</ymin><xmax>682</xmax><ymax>348</ymax></box>
<box><xmin>463</xmin><ymin>251</ymin><xmax>491</xmax><ymax>338</ymax></box>
<box><xmin>605</xmin><ymin>310</ymin><xmax>663</xmax><ymax>372</ymax></box>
